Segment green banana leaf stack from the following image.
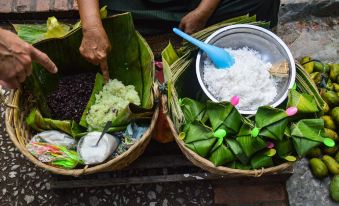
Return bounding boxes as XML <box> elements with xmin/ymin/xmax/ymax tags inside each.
<box><xmin>162</xmin><ymin>15</ymin><xmax>336</xmax><ymax>170</ymax></box>
<box><xmin>18</xmin><ymin>13</ymin><xmax>155</xmax><ymax>138</ymax></box>
<box><xmin>178</xmin><ymin>96</ymin><xmax>333</xmax><ymax>169</ymax></box>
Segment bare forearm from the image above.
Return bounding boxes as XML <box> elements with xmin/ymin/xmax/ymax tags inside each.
<box><xmin>76</xmin><ymin>0</ymin><xmax>102</xmax><ymax>30</ymax></box>
<box><xmin>196</xmin><ymin>0</ymin><xmax>221</xmax><ymax>19</ymax></box>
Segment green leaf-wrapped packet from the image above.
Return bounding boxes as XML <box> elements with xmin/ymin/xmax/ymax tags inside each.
<box><xmin>255</xmin><ymin>106</ymin><xmax>290</xmax><ymax>141</ymax></box>
<box><xmin>235</xmin><ymin>120</ymin><xmax>266</xmax><ymax>158</ymax></box>
<box><xmin>183</xmin><ymin>121</ymin><xmax>216</xmax><ymax>157</ymax></box>
<box><xmin>291</xmin><ymin>119</ymin><xmax>335</xmax><ymax>157</ymax></box>
<box><xmin>180</xmin><ymin>98</ymin><xmax>206</xmax><ymax>125</ymax></box>
<box><xmin>287</xmin><ymin>89</ymin><xmax>319</xmax><ymax>113</ymax></box>
<box><xmin>207</xmin><ymin>101</ymin><xmax>242</xmax><ymax>134</ymax></box>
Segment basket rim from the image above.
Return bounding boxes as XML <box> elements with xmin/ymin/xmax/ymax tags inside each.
<box><xmin>166</xmin><ymin>114</ymin><xmax>293</xmax><ymax>176</ymax></box>
<box><xmin>5</xmin><ymin>89</ymin><xmax>159</xmax><ymax>176</ymax></box>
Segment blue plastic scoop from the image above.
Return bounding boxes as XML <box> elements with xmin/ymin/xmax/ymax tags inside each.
<box><xmin>173</xmin><ymin>28</ymin><xmax>235</xmax><ymax>69</ymax></box>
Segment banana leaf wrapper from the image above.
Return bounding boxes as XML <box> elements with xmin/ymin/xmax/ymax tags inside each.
<box><xmin>255</xmin><ymin>106</ymin><xmax>288</xmax><ymax>141</ymax></box>
<box><xmin>291</xmin><ymin>119</ymin><xmax>326</xmax><ymax>157</ymax></box>
<box><xmin>24</xmin><ymin>13</ymin><xmax>154</xmax><ymax>121</ymax></box>
<box><xmin>275</xmin><ymin>138</ymin><xmax>294</xmax><ymax>158</ymax></box>
<box><xmin>226</xmin><ymin>161</ymin><xmax>252</xmax><ymax>170</ymax></box>
<box><xmin>184</xmin><ymin>121</ymin><xmax>217</xmax><ymax>157</ymax></box>
<box><xmin>287</xmin><ymin>90</ymin><xmax>319</xmax><ymax>114</ymax></box>
<box><xmin>208</xmin><ymin>141</ymin><xmax>235</xmax><ymax>166</ymax></box>
<box><xmin>250</xmin><ymin>151</ymin><xmax>274</xmax><ymax>169</ymax></box>
<box><xmin>180</xmin><ymin>98</ymin><xmax>206</xmax><ymax>125</ymax></box>
<box><xmin>235</xmin><ymin>121</ymin><xmax>266</xmax><ymax>158</ymax></box>
<box><xmin>25</xmin><ymin>108</ymin><xmax>86</xmax><ymax>137</ymax></box>
<box><xmin>226</xmin><ymin>139</ymin><xmax>249</xmax><ymax>165</ymax></box>
<box><xmin>207</xmin><ymin>101</ymin><xmax>242</xmax><ymax>134</ymax></box>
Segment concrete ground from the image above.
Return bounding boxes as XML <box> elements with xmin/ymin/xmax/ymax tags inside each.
<box><xmin>0</xmin><ymin>0</ymin><xmax>339</xmax><ymax>205</ymax></box>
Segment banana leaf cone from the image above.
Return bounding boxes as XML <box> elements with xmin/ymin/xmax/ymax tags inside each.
<box><xmin>226</xmin><ymin>139</ymin><xmax>249</xmax><ymax>165</ymax></box>
<box><xmin>206</xmin><ymin>101</ymin><xmax>242</xmax><ymax>134</ymax></box>
<box><xmin>291</xmin><ymin>119</ymin><xmax>334</xmax><ymax>157</ymax></box>
<box><xmin>208</xmin><ymin>129</ymin><xmax>235</xmax><ymax>166</ymax></box>
<box><xmin>274</xmin><ymin>137</ymin><xmax>297</xmax><ymax>162</ymax></box>
<box><xmin>24</xmin><ymin>13</ymin><xmax>155</xmax><ymax>125</ymax></box>
<box><xmin>180</xmin><ymin>98</ymin><xmax>206</xmax><ymax>125</ymax></box>
<box><xmin>287</xmin><ymin>90</ymin><xmax>319</xmax><ymax>114</ymax></box>
<box><xmin>183</xmin><ymin>121</ymin><xmax>217</xmax><ymax>157</ymax></box>
<box><xmin>235</xmin><ymin>120</ymin><xmax>266</xmax><ymax>158</ymax></box>
<box><xmin>275</xmin><ymin>138</ymin><xmax>293</xmax><ymax>158</ymax></box>
<box><xmin>250</xmin><ymin>149</ymin><xmax>275</xmax><ymax>169</ymax></box>
<box><xmin>255</xmin><ymin>106</ymin><xmax>289</xmax><ymax>141</ymax></box>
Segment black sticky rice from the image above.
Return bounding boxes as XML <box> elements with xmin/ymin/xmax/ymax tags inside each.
<box><xmin>47</xmin><ymin>72</ymin><xmax>96</xmax><ymax>122</ymax></box>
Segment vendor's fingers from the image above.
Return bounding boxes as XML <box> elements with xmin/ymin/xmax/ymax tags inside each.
<box><xmin>26</xmin><ymin>63</ymin><xmax>32</xmax><ymax>76</ymax></box>
<box><xmin>16</xmin><ymin>69</ymin><xmax>27</xmax><ymax>83</ymax></box>
<box><xmin>0</xmin><ymin>79</ymin><xmax>19</xmax><ymax>89</ymax></box>
<box><xmin>20</xmin><ymin>54</ymin><xmax>33</xmax><ymax>77</ymax></box>
<box><xmin>100</xmin><ymin>59</ymin><xmax>109</xmax><ymax>82</ymax></box>
<box><xmin>82</xmin><ymin>51</ymin><xmax>100</xmax><ymax>65</ymax></box>
<box><xmin>179</xmin><ymin>21</ymin><xmax>185</xmax><ymax>31</ymax></box>
<box><xmin>30</xmin><ymin>47</ymin><xmax>58</xmax><ymax>74</ymax></box>
<box><xmin>97</xmin><ymin>51</ymin><xmax>107</xmax><ymax>61</ymax></box>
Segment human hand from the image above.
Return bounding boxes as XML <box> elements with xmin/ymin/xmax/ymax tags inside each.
<box><xmin>79</xmin><ymin>26</ymin><xmax>111</xmax><ymax>82</ymax></box>
<box><xmin>179</xmin><ymin>9</ymin><xmax>209</xmax><ymax>34</ymax></box>
<box><xmin>0</xmin><ymin>29</ymin><xmax>57</xmax><ymax>89</ymax></box>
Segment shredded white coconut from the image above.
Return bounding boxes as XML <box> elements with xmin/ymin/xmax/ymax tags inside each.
<box><xmin>203</xmin><ymin>47</ymin><xmax>277</xmax><ymax>111</ymax></box>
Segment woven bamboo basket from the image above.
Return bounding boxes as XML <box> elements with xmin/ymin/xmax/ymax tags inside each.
<box><xmin>3</xmin><ymin>86</ymin><xmax>159</xmax><ymax>176</ymax></box>
<box><xmin>163</xmin><ymin>98</ymin><xmax>293</xmax><ymax>177</ymax></box>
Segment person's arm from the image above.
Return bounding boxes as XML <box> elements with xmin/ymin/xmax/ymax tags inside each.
<box><xmin>0</xmin><ymin>28</ymin><xmax>57</xmax><ymax>89</ymax></box>
<box><xmin>179</xmin><ymin>0</ymin><xmax>221</xmax><ymax>34</ymax></box>
<box><xmin>77</xmin><ymin>0</ymin><xmax>111</xmax><ymax>82</ymax></box>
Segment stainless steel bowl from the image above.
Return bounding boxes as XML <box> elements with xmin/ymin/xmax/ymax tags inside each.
<box><xmin>196</xmin><ymin>24</ymin><xmax>296</xmax><ymax>115</ymax></box>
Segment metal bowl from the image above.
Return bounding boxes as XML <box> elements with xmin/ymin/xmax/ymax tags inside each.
<box><xmin>196</xmin><ymin>24</ymin><xmax>296</xmax><ymax>115</ymax></box>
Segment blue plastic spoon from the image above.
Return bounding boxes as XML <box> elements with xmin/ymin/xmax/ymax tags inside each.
<box><xmin>173</xmin><ymin>28</ymin><xmax>235</xmax><ymax>69</ymax></box>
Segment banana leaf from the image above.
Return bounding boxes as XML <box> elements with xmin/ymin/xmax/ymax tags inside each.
<box><xmin>208</xmin><ymin>142</ymin><xmax>235</xmax><ymax>166</ymax></box>
<box><xmin>25</xmin><ymin>108</ymin><xmax>86</xmax><ymax>137</ymax></box>
<box><xmin>13</xmin><ymin>17</ymin><xmax>70</xmax><ymax>44</ymax></box>
<box><xmin>291</xmin><ymin>119</ymin><xmax>326</xmax><ymax>156</ymax></box>
<box><xmin>110</xmin><ymin>104</ymin><xmax>154</xmax><ymax>127</ymax></box>
<box><xmin>180</xmin><ymin>98</ymin><xmax>206</xmax><ymax>125</ymax></box>
<box><xmin>255</xmin><ymin>106</ymin><xmax>288</xmax><ymax>141</ymax></box>
<box><xmin>226</xmin><ymin>139</ymin><xmax>249</xmax><ymax>165</ymax></box>
<box><xmin>24</xmin><ymin>13</ymin><xmax>154</xmax><ymax>121</ymax></box>
<box><xmin>162</xmin><ymin>42</ymin><xmax>179</xmax><ymax>82</ymax></box>
<box><xmin>13</xmin><ymin>24</ymin><xmax>48</xmax><ymax>44</ymax></box>
<box><xmin>13</xmin><ymin>7</ymin><xmax>108</xmax><ymax>44</ymax></box>
<box><xmin>79</xmin><ymin>73</ymin><xmax>105</xmax><ymax>127</ymax></box>
<box><xmin>275</xmin><ymin>138</ymin><xmax>294</xmax><ymax>158</ymax></box>
<box><xmin>235</xmin><ymin>162</ymin><xmax>252</xmax><ymax>170</ymax></box>
<box><xmin>183</xmin><ymin>121</ymin><xmax>216</xmax><ymax>157</ymax></box>
<box><xmin>250</xmin><ymin>151</ymin><xmax>274</xmax><ymax>169</ymax></box>
<box><xmin>207</xmin><ymin>101</ymin><xmax>242</xmax><ymax>134</ymax></box>
<box><xmin>287</xmin><ymin>90</ymin><xmax>319</xmax><ymax>113</ymax></box>
<box><xmin>235</xmin><ymin>122</ymin><xmax>266</xmax><ymax>158</ymax></box>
